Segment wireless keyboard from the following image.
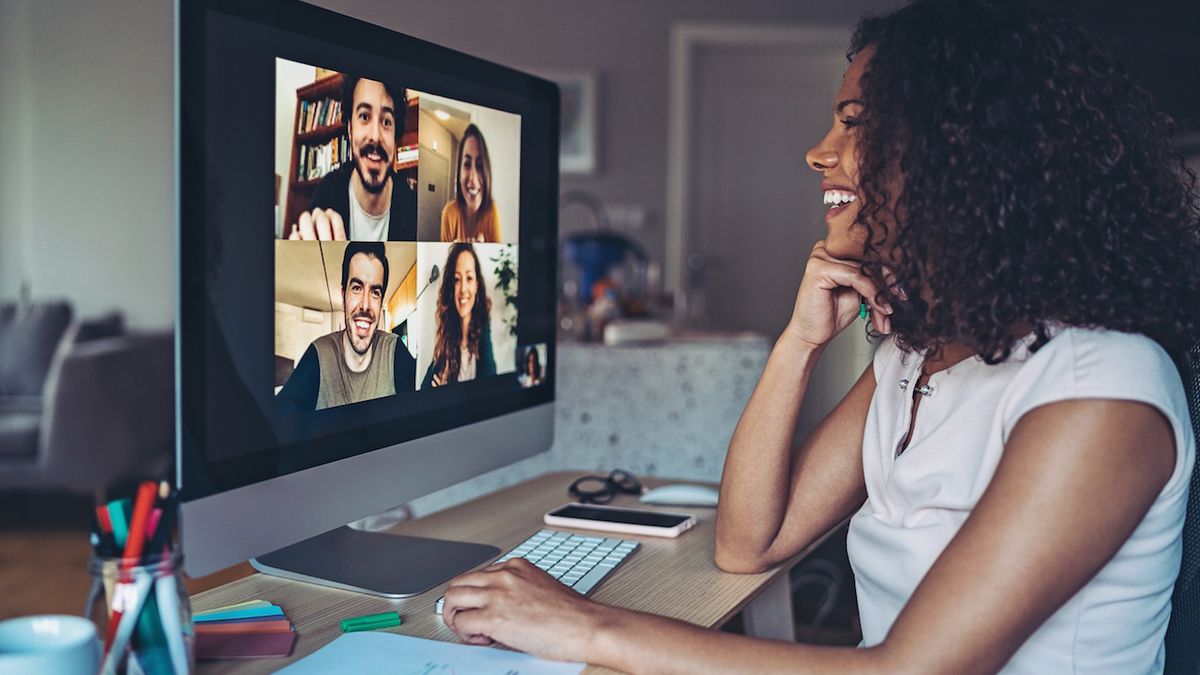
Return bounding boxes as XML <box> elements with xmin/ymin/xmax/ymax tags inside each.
<box><xmin>435</xmin><ymin>529</ymin><xmax>639</xmax><ymax>614</ymax></box>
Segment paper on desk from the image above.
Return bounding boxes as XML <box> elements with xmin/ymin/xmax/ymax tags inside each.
<box><xmin>276</xmin><ymin>632</ymin><xmax>585</xmax><ymax>675</ymax></box>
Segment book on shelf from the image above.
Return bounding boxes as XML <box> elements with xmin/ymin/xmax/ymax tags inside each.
<box><xmin>296</xmin><ymin>134</ymin><xmax>350</xmax><ymax>183</ymax></box>
<box><xmin>395</xmin><ymin>145</ymin><xmax>419</xmax><ymax>166</ymax></box>
<box><xmin>296</xmin><ymin>96</ymin><xmax>343</xmax><ymax>135</ymax></box>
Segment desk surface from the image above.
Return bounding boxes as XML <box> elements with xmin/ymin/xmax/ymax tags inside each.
<box><xmin>192</xmin><ymin>471</ymin><xmax>812</xmax><ymax>674</ymax></box>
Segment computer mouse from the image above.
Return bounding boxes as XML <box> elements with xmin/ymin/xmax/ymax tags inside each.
<box><xmin>640</xmin><ymin>484</ymin><xmax>720</xmax><ymax>507</ymax></box>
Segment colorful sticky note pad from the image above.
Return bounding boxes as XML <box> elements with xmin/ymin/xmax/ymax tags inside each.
<box><xmin>193</xmin><ymin>599</ymin><xmax>273</xmax><ymax>616</ymax></box>
<box><xmin>193</xmin><ymin>606</ymin><xmax>285</xmax><ymax>623</ymax></box>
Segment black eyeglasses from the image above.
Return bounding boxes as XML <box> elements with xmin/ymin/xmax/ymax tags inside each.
<box><xmin>568</xmin><ymin>469</ymin><xmax>643</xmax><ymax>504</ymax></box>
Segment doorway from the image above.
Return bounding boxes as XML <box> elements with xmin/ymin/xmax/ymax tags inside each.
<box><xmin>666</xmin><ymin>23</ymin><xmax>875</xmax><ymax>435</ymax></box>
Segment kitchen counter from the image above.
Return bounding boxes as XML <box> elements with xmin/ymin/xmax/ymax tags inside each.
<box><xmin>409</xmin><ymin>335</ymin><xmax>773</xmax><ymax>515</ymax></box>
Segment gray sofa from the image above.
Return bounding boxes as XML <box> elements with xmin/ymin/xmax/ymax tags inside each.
<box><xmin>0</xmin><ymin>301</ymin><xmax>173</xmax><ymax>492</ymax></box>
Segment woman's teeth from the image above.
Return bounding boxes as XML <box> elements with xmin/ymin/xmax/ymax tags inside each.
<box><xmin>823</xmin><ymin>190</ymin><xmax>858</xmax><ymax>210</ymax></box>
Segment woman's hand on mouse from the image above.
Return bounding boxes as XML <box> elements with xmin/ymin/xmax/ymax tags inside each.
<box><xmin>784</xmin><ymin>240</ymin><xmax>892</xmax><ymax>350</ymax></box>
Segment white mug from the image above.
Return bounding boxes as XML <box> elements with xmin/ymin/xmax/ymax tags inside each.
<box><xmin>0</xmin><ymin>615</ymin><xmax>100</xmax><ymax>675</ymax></box>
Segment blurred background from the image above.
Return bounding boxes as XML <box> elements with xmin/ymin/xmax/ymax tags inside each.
<box><xmin>1</xmin><ymin>0</ymin><xmax>1197</xmax><ymax>634</ymax></box>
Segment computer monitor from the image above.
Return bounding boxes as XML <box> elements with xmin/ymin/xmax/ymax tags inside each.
<box><xmin>176</xmin><ymin>0</ymin><xmax>560</xmax><ymax>597</ymax></box>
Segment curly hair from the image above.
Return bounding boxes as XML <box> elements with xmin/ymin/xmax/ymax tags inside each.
<box><xmin>848</xmin><ymin>0</ymin><xmax>1200</xmax><ymax>367</ymax></box>
<box><xmin>431</xmin><ymin>243</ymin><xmax>491</xmax><ymax>383</ymax></box>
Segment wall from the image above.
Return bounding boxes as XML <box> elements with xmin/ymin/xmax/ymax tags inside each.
<box><xmin>0</xmin><ymin>0</ymin><xmax>174</xmax><ymax>327</ymax></box>
<box><xmin>275</xmin><ymin>302</ymin><xmax>336</xmax><ymax>364</ymax></box>
<box><xmin>0</xmin><ymin>0</ymin><xmax>33</xmax><ymax>300</ymax></box>
<box><xmin>0</xmin><ymin>0</ymin><xmax>886</xmax><ymax>328</ymax></box>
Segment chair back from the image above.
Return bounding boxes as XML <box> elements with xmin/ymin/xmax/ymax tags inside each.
<box><xmin>1165</xmin><ymin>342</ymin><xmax>1200</xmax><ymax>674</ymax></box>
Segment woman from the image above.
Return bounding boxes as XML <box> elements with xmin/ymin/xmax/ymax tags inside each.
<box><xmin>441</xmin><ymin>124</ymin><xmax>500</xmax><ymax>242</ymax></box>
<box><xmin>517</xmin><ymin>346</ymin><xmax>543</xmax><ymax>388</ymax></box>
<box><xmin>423</xmin><ymin>243</ymin><xmax>496</xmax><ymax>387</ymax></box>
<box><xmin>441</xmin><ymin>1</ymin><xmax>1200</xmax><ymax>672</ymax></box>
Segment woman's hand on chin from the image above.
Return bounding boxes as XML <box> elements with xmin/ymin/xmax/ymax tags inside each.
<box><xmin>441</xmin><ymin>558</ymin><xmax>608</xmax><ymax>662</ymax></box>
<box><xmin>784</xmin><ymin>239</ymin><xmax>892</xmax><ymax>350</ymax></box>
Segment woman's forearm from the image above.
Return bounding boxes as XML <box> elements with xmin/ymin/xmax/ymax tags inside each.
<box><xmin>715</xmin><ymin>334</ymin><xmax>822</xmax><ymax>571</ymax></box>
<box><xmin>585</xmin><ymin>600</ymin><xmax>888</xmax><ymax>675</ymax></box>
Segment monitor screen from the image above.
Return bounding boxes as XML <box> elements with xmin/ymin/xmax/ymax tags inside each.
<box><xmin>178</xmin><ymin>0</ymin><xmax>559</xmax><ymax>578</ymax></box>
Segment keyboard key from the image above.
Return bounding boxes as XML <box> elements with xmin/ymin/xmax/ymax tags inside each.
<box><xmin>571</xmin><ymin>564</ymin><xmax>615</xmax><ymax>595</ymax></box>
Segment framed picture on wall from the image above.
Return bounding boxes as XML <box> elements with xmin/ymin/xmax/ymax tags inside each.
<box><xmin>538</xmin><ymin>70</ymin><xmax>599</xmax><ymax>175</ymax></box>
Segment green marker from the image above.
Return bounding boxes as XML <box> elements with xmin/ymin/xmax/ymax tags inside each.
<box><xmin>340</xmin><ymin>611</ymin><xmax>403</xmax><ymax>633</ymax></box>
<box><xmin>107</xmin><ymin>498</ymin><xmax>133</xmax><ymax>548</ymax></box>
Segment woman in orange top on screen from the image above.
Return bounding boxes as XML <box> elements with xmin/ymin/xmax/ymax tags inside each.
<box><xmin>441</xmin><ymin>124</ymin><xmax>500</xmax><ymax>242</ymax></box>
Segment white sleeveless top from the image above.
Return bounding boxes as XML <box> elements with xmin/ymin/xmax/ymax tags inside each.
<box><xmin>847</xmin><ymin>328</ymin><xmax>1194</xmax><ymax>674</ymax></box>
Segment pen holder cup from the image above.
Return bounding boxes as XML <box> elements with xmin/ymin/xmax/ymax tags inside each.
<box><xmin>86</xmin><ymin>549</ymin><xmax>194</xmax><ymax>674</ymax></box>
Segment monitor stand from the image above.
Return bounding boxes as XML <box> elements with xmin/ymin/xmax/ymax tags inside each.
<box><xmin>250</xmin><ymin>526</ymin><xmax>501</xmax><ymax>598</ymax></box>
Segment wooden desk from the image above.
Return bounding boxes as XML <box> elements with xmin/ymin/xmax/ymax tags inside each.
<box><xmin>193</xmin><ymin>471</ymin><xmax>822</xmax><ymax>673</ymax></box>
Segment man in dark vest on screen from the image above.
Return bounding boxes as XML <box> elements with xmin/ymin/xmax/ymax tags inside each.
<box><xmin>277</xmin><ymin>242</ymin><xmax>416</xmax><ymax>411</ymax></box>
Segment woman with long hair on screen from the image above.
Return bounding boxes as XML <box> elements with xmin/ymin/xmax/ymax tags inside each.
<box><xmin>441</xmin><ymin>124</ymin><xmax>500</xmax><ymax>242</ymax></box>
<box><xmin>440</xmin><ymin>1</ymin><xmax>1200</xmax><ymax>671</ymax></box>
<box><xmin>424</xmin><ymin>243</ymin><xmax>497</xmax><ymax>387</ymax></box>
<box><xmin>517</xmin><ymin>346</ymin><xmax>543</xmax><ymax>388</ymax></box>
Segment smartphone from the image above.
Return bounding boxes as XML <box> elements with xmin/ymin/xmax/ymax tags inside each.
<box><xmin>544</xmin><ymin>503</ymin><xmax>697</xmax><ymax>538</ymax></box>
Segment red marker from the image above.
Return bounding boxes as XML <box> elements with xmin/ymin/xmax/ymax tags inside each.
<box><xmin>103</xmin><ymin>481</ymin><xmax>158</xmax><ymax>663</ymax></box>
<box><xmin>103</xmin><ymin>610</ymin><xmax>122</xmax><ymax>658</ymax></box>
<box><xmin>123</xmin><ymin>481</ymin><xmax>159</xmax><ymax>564</ymax></box>
<box><xmin>96</xmin><ymin>505</ymin><xmax>114</xmax><ymax>535</ymax></box>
